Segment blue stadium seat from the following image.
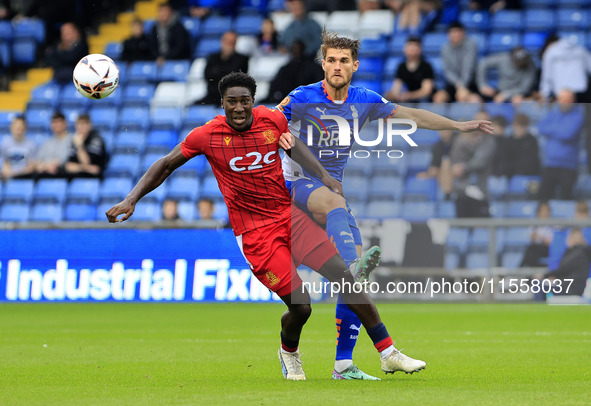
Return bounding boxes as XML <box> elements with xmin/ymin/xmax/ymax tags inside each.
<box><xmin>507</xmin><ymin>175</ymin><xmax>540</xmax><ymax>200</ymax></box>
<box><xmin>128</xmin><ymin>61</ymin><xmax>158</xmax><ymax>82</ymax></box>
<box><xmin>150</xmin><ymin>107</ymin><xmax>183</xmax><ymax>131</ymax></box>
<box><xmin>364</xmin><ymin>201</ymin><xmax>401</xmax><ymax>219</ymax></box>
<box><xmin>342</xmin><ymin>176</ymin><xmax>369</xmax><ymax>203</ymax></box>
<box><xmin>122</xmin><ymin>84</ymin><xmax>156</xmax><ymax>107</ymax></box>
<box><xmin>64</xmin><ymin>203</ymin><xmax>96</xmax><ymax>221</ymax></box>
<box><xmin>490</xmin><ymin>10</ymin><xmax>523</xmax><ymax>31</ymax></box>
<box><xmin>118</xmin><ymin>106</ymin><xmax>150</xmax><ymax>131</ymax></box>
<box><xmin>67</xmin><ymin>179</ymin><xmax>100</xmax><ymax>204</ymax></box>
<box><xmin>157</xmin><ymin>60</ymin><xmax>191</xmax><ymax>82</ymax></box>
<box><xmin>0</xmin><ymin>21</ymin><xmax>13</xmax><ymax>41</ymax></box>
<box><xmin>414</xmin><ymin>129</ymin><xmax>440</xmax><ymax>146</ymax></box>
<box><xmin>445</xmin><ymin>252</ymin><xmax>461</xmax><ymax>269</ymax></box>
<box><xmin>131</xmin><ymin>201</ymin><xmax>161</xmax><ymax>221</ymax></box>
<box><xmin>233</xmin><ymin>14</ymin><xmax>263</xmax><ymax>35</ymax></box>
<box><xmin>355</xmin><ymin>57</ymin><xmax>384</xmax><ymax>80</ymax></box>
<box><xmin>347</xmin><ymin>201</ymin><xmax>366</xmax><ymax>218</ymax></box>
<box><xmin>401</xmin><ymin>201</ymin><xmax>435</xmax><ymax>222</ymax></box>
<box><xmin>368</xmin><ymin>176</ymin><xmax>404</xmax><ymax>201</ymax></box>
<box><xmin>0</xmin><ymin>40</ymin><xmax>10</xmax><ymax>70</ymax></box>
<box><xmin>14</xmin><ymin>18</ymin><xmax>45</xmax><ymax>43</ymax></box>
<box><xmin>33</xmin><ymin>179</ymin><xmax>68</xmax><ymax>204</ymax></box>
<box><xmin>459</xmin><ymin>10</ymin><xmax>490</xmax><ymax>32</ymax></box>
<box><xmin>175</xmin><ymin>155</ymin><xmax>208</xmax><ymax>178</ymax></box>
<box><xmin>359</xmin><ymin>37</ymin><xmax>388</xmax><ymax>58</ymax></box>
<box><xmin>575</xmin><ymin>173</ymin><xmax>591</xmax><ymax>198</ymax></box>
<box><xmin>181</xmin><ymin>17</ymin><xmax>201</xmax><ymax>41</ymax></box>
<box><xmin>404</xmin><ymin>177</ymin><xmax>437</xmax><ymax>201</ymax></box>
<box><xmin>0</xmin><ymin>203</ymin><xmax>30</xmax><ymax>222</ymax></box>
<box><xmin>522</xmin><ymin>32</ymin><xmax>547</xmax><ymax>53</ymax></box>
<box><xmin>488</xmin><ymin>33</ymin><xmax>521</xmax><ymax>53</ymax></box>
<box><xmin>502</xmin><ymin>227</ymin><xmax>531</xmax><ymax>252</ymax></box>
<box><xmin>421</xmin><ymin>33</ymin><xmax>448</xmax><ymax>56</ymax></box>
<box><xmin>437</xmin><ymin>201</ymin><xmax>456</xmax><ymax>218</ymax></box>
<box><xmin>523</xmin><ymin>0</ymin><xmax>556</xmax><ymax>7</ymax></box>
<box><xmin>194</xmin><ymin>37</ymin><xmax>221</xmax><ymax>58</ymax></box>
<box><xmin>166</xmin><ymin>177</ymin><xmax>201</xmax><ymax>201</ymax></box>
<box><xmin>406</xmin><ymin>149</ymin><xmax>432</xmax><ymax>177</ymax></box>
<box><xmin>147</xmin><ymin>130</ymin><xmax>177</xmax><ymax>151</ymax></box>
<box><xmin>388</xmin><ymin>34</ymin><xmax>408</xmax><ymax>56</ymax></box>
<box><xmin>524</xmin><ymin>9</ymin><xmax>556</xmax><ymax>31</ymax></box>
<box><xmin>183</xmin><ymin>105</ymin><xmax>221</xmax><ymax>128</ymax></box>
<box><xmin>487</xmin><ymin>176</ymin><xmax>508</xmax><ymax>200</ymax></box>
<box><xmin>470</xmin><ymin>32</ymin><xmax>488</xmax><ymax>55</ymax></box>
<box><xmin>465</xmin><ymin>252</ymin><xmax>489</xmax><ymax>269</ymax></box>
<box><xmin>101</xmin><ymin>131</ymin><xmax>115</xmax><ymax>154</ymax></box>
<box><xmin>3</xmin><ymin>179</ymin><xmax>34</xmax><ymax>203</ymax></box>
<box><xmin>384</xmin><ymin>56</ymin><xmax>403</xmax><ymax>79</ymax></box>
<box><xmin>447</xmin><ymin>103</ymin><xmax>481</xmax><ymax>121</ymax></box>
<box><xmin>469</xmin><ymin>228</ymin><xmax>504</xmax><ymax>253</ymax></box>
<box><xmin>30</xmin><ymin>203</ymin><xmax>63</xmax><ymax>222</ymax></box>
<box><xmin>371</xmin><ymin>155</ymin><xmax>407</xmax><ymax>177</ymax></box>
<box><xmin>213</xmin><ymin>202</ymin><xmax>229</xmax><ymax>221</ymax></box>
<box><xmin>113</xmin><ymin>131</ymin><xmax>146</xmax><ymax>155</ymax></box>
<box><xmin>489</xmin><ymin>201</ymin><xmax>506</xmax><ymax>218</ymax></box>
<box><xmin>350</xmin><ymin>79</ymin><xmax>381</xmax><ymax>93</ymax></box>
<box><xmin>0</xmin><ymin>111</ymin><xmax>19</xmax><ymax>133</ymax></box>
<box><xmin>202</xmin><ymin>16</ymin><xmax>233</xmax><ymax>37</ymax></box>
<box><xmin>558</xmin><ymin>31</ymin><xmax>586</xmax><ymax>48</ymax></box>
<box><xmin>557</xmin><ymin>9</ymin><xmax>589</xmax><ymax>31</ymax></box>
<box><xmin>501</xmin><ymin>251</ymin><xmax>524</xmax><ymax>268</ymax></box>
<box><xmin>140</xmin><ymin>152</ymin><xmax>163</xmax><ymax>172</ymax></box>
<box><xmin>99</xmin><ymin>177</ymin><xmax>133</xmax><ymax>202</ymax></box>
<box><xmin>548</xmin><ymin>200</ymin><xmax>575</xmax><ymax>218</ymax></box>
<box><xmin>89</xmin><ymin>106</ymin><xmax>118</xmax><ymax>132</ymax></box>
<box><xmin>104</xmin><ymin>42</ymin><xmax>122</xmax><ymax>60</ymax></box>
<box><xmin>178</xmin><ymin>200</ymin><xmax>196</xmax><ymax>221</ymax></box>
<box><xmin>12</xmin><ymin>38</ymin><xmax>36</xmax><ymax>65</ymax></box>
<box><xmin>446</xmin><ymin>227</ymin><xmax>469</xmax><ymax>254</ymax></box>
<box><xmin>25</xmin><ymin>108</ymin><xmax>53</xmax><ymax>132</ymax></box>
<box><xmin>58</xmin><ymin>84</ymin><xmax>92</xmax><ymax>109</ymax></box>
<box><xmin>485</xmin><ymin>103</ymin><xmax>515</xmax><ymax>123</ymax></box>
<box><xmin>557</xmin><ymin>0</ymin><xmax>590</xmax><ymax>5</ymax></box>
<box><xmin>29</xmin><ymin>83</ymin><xmax>61</xmax><ymax>109</ymax></box>
<box><xmin>506</xmin><ymin>200</ymin><xmax>537</xmax><ymax>218</ymax></box>
<box><xmin>200</xmin><ymin>176</ymin><xmax>223</xmax><ymax>201</ymax></box>
<box><xmin>104</xmin><ymin>154</ymin><xmax>141</xmax><ymax>178</ymax></box>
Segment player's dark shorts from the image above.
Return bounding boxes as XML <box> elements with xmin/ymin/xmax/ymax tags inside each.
<box><xmin>237</xmin><ymin>205</ymin><xmax>337</xmax><ymax>297</ymax></box>
<box><xmin>287</xmin><ymin>178</ymin><xmax>362</xmax><ymax>246</ymax></box>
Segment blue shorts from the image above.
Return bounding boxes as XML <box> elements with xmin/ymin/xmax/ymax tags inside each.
<box><xmin>286</xmin><ymin>178</ymin><xmax>362</xmax><ymax>246</ymax></box>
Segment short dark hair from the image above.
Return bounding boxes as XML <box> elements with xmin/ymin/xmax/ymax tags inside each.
<box><xmin>77</xmin><ymin>113</ymin><xmax>91</xmax><ymax>122</ymax></box>
<box><xmin>52</xmin><ymin>111</ymin><xmax>66</xmax><ymax>120</ymax></box>
<box><xmin>320</xmin><ymin>28</ymin><xmax>361</xmax><ymax>61</ymax></box>
<box><xmin>447</xmin><ymin>21</ymin><xmax>465</xmax><ymax>31</ymax></box>
<box><xmin>513</xmin><ymin>113</ymin><xmax>530</xmax><ymax>127</ymax></box>
<box><xmin>12</xmin><ymin>115</ymin><xmax>26</xmax><ymax>124</ymax></box>
<box><xmin>218</xmin><ymin>71</ymin><xmax>257</xmax><ymax>99</ymax></box>
<box><xmin>491</xmin><ymin>115</ymin><xmax>508</xmax><ymax>128</ymax></box>
<box><xmin>406</xmin><ymin>36</ymin><xmax>422</xmax><ymax>45</ymax></box>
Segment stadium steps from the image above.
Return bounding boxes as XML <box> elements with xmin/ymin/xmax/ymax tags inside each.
<box><xmin>0</xmin><ymin>68</ymin><xmax>53</xmax><ymax>110</ymax></box>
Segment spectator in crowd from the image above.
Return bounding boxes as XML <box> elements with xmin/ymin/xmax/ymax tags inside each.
<box><xmin>63</xmin><ymin>114</ymin><xmax>107</xmax><ymax>179</ymax></box>
<box><xmin>540</xmin><ymin>34</ymin><xmax>591</xmax><ymax>103</ymax></box>
<box><xmin>35</xmin><ymin>111</ymin><xmax>72</xmax><ymax>178</ymax></box>
<box><xmin>536</xmin><ymin>227</ymin><xmax>591</xmax><ymax>298</ymax></box>
<box><xmin>198</xmin><ymin>31</ymin><xmax>249</xmax><ymax>105</ymax></box>
<box><xmin>490</xmin><ymin>115</ymin><xmax>507</xmax><ymax>177</ymax></box>
<box><xmin>477</xmin><ymin>46</ymin><xmax>537</xmax><ymax>103</ymax></box>
<box><xmin>450</xmin><ymin>111</ymin><xmax>496</xmax><ymax>218</ymax></box>
<box><xmin>162</xmin><ymin>198</ymin><xmax>181</xmax><ymax>222</ymax></box>
<box><xmin>575</xmin><ymin>200</ymin><xmax>589</xmax><ymax>219</ymax></box>
<box><xmin>197</xmin><ymin>197</ymin><xmax>214</xmax><ymax>220</ymax></box>
<box><xmin>358</xmin><ymin>0</ymin><xmax>381</xmax><ymax>13</ymax></box>
<box><xmin>469</xmin><ymin>0</ymin><xmax>521</xmax><ymax>12</ymax></box>
<box><xmin>1</xmin><ymin>116</ymin><xmax>36</xmax><ymax>180</ymax></box>
<box><xmin>257</xmin><ymin>18</ymin><xmax>279</xmax><ymax>56</ymax></box>
<box><xmin>385</xmin><ymin>37</ymin><xmax>435</xmax><ymax>103</ymax></box>
<box><xmin>520</xmin><ymin>201</ymin><xmax>553</xmax><ymax>268</ymax></box>
<box><xmin>263</xmin><ymin>40</ymin><xmax>323</xmax><ymax>104</ymax></box>
<box><xmin>503</xmin><ymin>113</ymin><xmax>540</xmax><ymax>179</ymax></box>
<box><xmin>121</xmin><ymin>17</ymin><xmax>151</xmax><ymax>62</ymax></box>
<box><xmin>416</xmin><ymin>129</ymin><xmax>457</xmax><ymax>200</ymax></box>
<box><xmin>148</xmin><ymin>2</ymin><xmax>191</xmax><ymax>65</ymax></box>
<box><xmin>45</xmin><ymin>22</ymin><xmax>89</xmax><ymax>83</ymax></box>
<box><xmin>389</xmin><ymin>0</ymin><xmax>441</xmax><ymax>35</ymax></box>
<box><xmin>0</xmin><ymin>0</ymin><xmax>12</xmax><ymax>20</ymax></box>
<box><xmin>537</xmin><ymin>89</ymin><xmax>583</xmax><ymax>201</ymax></box>
<box><xmin>280</xmin><ymin>0</ymin><xmax>322</xmax><ymax>58</ymax></box>
<box><xmin>433</xmin><ymin>22</ymin><xmax>480</xmax><ymax>103</ymax></box>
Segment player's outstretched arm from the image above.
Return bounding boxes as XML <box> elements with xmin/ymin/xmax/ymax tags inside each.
<box><xmin>283</xmin><ymin>133</ymin><xmax>343</xmax><ymax>196</ymax></box>
<box><xmin>106</xmin><ymin>144</ymin><xmax>189</xmax><ymax>222</ymax></box>
<box><xmin>395</xmin><ymin>105</ymin><xmax>493</xmax><ymax>134</ymax></box>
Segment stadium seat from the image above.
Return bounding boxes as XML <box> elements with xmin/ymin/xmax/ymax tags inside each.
<box><xmin>351</xmin><ymin>79</ymin><xmax>381</xmax><ymax>93</ymax></box>
<box><xmin>446</xmin><ymin>227</ymin><xmax>469</xmax><ymax>254</ymax></box>
<box><xmin>487</xmin><ymin>176</ymin><xmax>508</xmax><ymax>200</ymax></box>
<box><xmin>200</xmin><ymin>176</ymin><xmax>224</xmax><ymax>201</ymax></box>
<box><xmin>150</xmin><ymin>107</ymin><xmax>183</xmax><ymax>131</ymax></box>
<box><xmin>0</xmin><ymin>111</ymin><xmax>19</xmax><ymax>133</ymax></box>
<box><xmin>213</xmin><ymin>202</ymin><xmax>229</xmax><ymax>221</ymax></box>
<box><xmin>522</xmin><ymin>32</ymin><xmax>547</xmax><ymax>54</ymax></box>
<box><xmin>30</xmin><ymin>203</ymin><xmax>63</xmax><ymax>222</ymax></box>
<box><xmin>326</xmin><ymin>11</ymin><xmax>360</xmax><ymax>38</ymax></box>
<box><xmin>248</xmin><ymin>55</ymin><xmax>289</xmax><ymax>81</ymax></box>
<box><xmin>388</xmin><ymin>34</ymin><xmax>408</xmax><ymax>56</ymax></box>
<box><xmin>465</xmin><ymin>252</ymin><xmax>489</xmax><ymax>269</ymax></box>
<box><xmin>485</xmin><ymin>103</ymin><xmax>515</xmax><ymax>123</ymax></box>
<box><xmin>404</xmin><ymin>177</ymin><xmax>437</xmax><ymax>201</ymax></box>
<box><xmin>406</xmin><ymin>149</ymin><xmax>432</xmax><ymax>177</ymax></box>
<box><xmin>232</xmin><ymin>14</ymin><xmax>263</xmax><ymax>35</ymax></box>
<box><xmin>3</xmin><ymin>179</ymin><xmax>34</xmax><ymax>203</ymax></box>
<box><xmin>194</xmin><ymin>37</ymin><xmax>221</xmax><ymax>58</ymax></box>
<box><xmin>364</xmin><ymin>201</ymin><xmax>401</xmax><ymax>219</ymax></box>
<box><xmin>201</xmin><ymin>15</ymin><xmax>233</xmax><ymax>37</ymax></box>
<box><xmin>128</xmin><ymin>61</ymin><xmax>158</xmax><ymax>82</ymax></box>
<box><xmin>507</xmin><ymin>175</ymin><xmax>540</xmax><ymax>200</ymax></box>
<box><xmin>178</xmin><ymin>200</ymin><xmax>196</xmax><ymax>221</ymax></box>
<box><xmin>371</xmin><ymin>154</ymin><xmax>407</xmax><ymax>177</ymax></box>
<box><xmin>421</xmin><ymin>33</ymin><xmax>448</xmax><ymax>56</ymax></box>
<box><xmin>12</xmin><ymin>39</ymin><xmax>37</xmax><ymax>67</ymax></box>
<box><xmin>469</xmin><ymin>228</ymin><xmax>503</xmax><ymax>253</ymax></box>
<box><xmin>0</xmin><ymin>40</ymin><xmax>10</xmax><ymax>71</ymax></box>
<box><xmin>558</xmin><ymin>31</ymin><xmax>586</xmax><ymax>47</ymax></box>
<box><xmin>359</xmin><ymin>10</ymin><xmax>395</xmax><ymax>37</ymax></box>
<box><xmin>99</xmin><ymin>177</ymin><xmax>133</xmax><ymax>202</ymax></box>
<box><xmin>384</xmin><ymin>56</ymin><xmax>403</xmax><ymax>79</ymax></box>
<box><xmin>501</xmin><ymin>251</ymin><xmax>524</xmax><ymax>268</ymax></box>
<box><xmin>66</xmin><ymin>179</ymin><xmax>100</xmax><ymax>204</ymax></box>
<box><xmin>470</xmin><ymin>32</ymin><xmax>488</xmax><ymax>55</ymax></box>
<box><xmin>157</xmin><ymin>60</ymin><xmax>191</xmax><ymax>82</ymax></box>
<box><xmin>152</xmin><ymin>82</ymin><xmax>187</xmax><ymax>109</ymax></box>
<box><xmin>414</xmin><ymin>129</ymin><xmax>440</xmax><ymax>146</ymax></box>
<box><xmin>401</xmin><ymin>201</ymin><xmax>435</xmax><ymax>222</ymax></box>
<box><xmin>490</xmin><ymin>10</ymin><xmax>523</xmax><ymax>31</ymax></box>
<box><xmin>342</xmin><ymin>176</ymin><xmax>369</xmax><ymax>203</ymax></box>
<box><xmin>459</xmin><ymin>10</ymin><xmax>490</xmax><ymax>32</ymax></box>
<box><xmin>557</xmin><ymin>9</ymin><xmax>589</xmax><ymax>31</ymax></box>
<box><xmin>13</xmin><ymin>18</ymin><xmax>45</xmax><ymax>43</ymax></box>
<box><xmin>58</xmin><ymin>84</ymin><xmax>92</xmax><ymax>109</ymax></box>
<box><xmin>445</xmin><ymin>252</ymin><xmax>461</xmax><ymax>269</ymax></box>
<box><xmin>523</xmin><ymin>0</ymin><xmax>556</xmax><ymax>7</ymax></box>
<box><xmin>64</xmin><ymin>203</ymin><xmax>96</xmax><ymax>221</ymax></box>
<box><xmin>183</xmin><ymin>105</ymin><xmax>222</xmax><ymax>128</ymax></box>
<box><xmin>524</xmin><ymin>9</ymin><xmax>556</xmax><ymax>32</ymax></box>
<box><xmin>147</xmin><ymin>130</ymin><xmax>177</xmax><ymax>151</ymax></box>
<box><xmin>447</xmin><ymin>103</ymin><xmax>481</xmax><ymax>121</ymax></box>
<box><xmin>29</xmin><ymin>83</ymin><xmax>61</xmax><ymax>109</ymax></box>
<box><xmin>368</xmin><ymin>176</ymin><xmax>404</xmax><ymax>201</ymax></box>
<box><xmin>131</xmin><ymin>201</ymin><xmax>161</xmax><ymax>221</ymax></box>
<box><xmin>184</xmin><ymin>80</ymin><xmax>208</xmax><ymax>105</ymax></box>
<box><xmin>118</xmin><ymin>106</ymin><xmax>150</xmax><ymax>131</ymax></box>
<box><xmin>113</xmin><ymin>131</ymin><xmax>146</xmax><ymax>154</ymax></box>
<box><xmin>104</xmin><ymin>42</ymin><xmax>122</xmax><ymax>60</ymax></box>
<box><xmin>506</xmin><ymin>200</ymin><xmax>537</xmax><ymax>218</ymax></box>
<box><xmin>89</xmin><ymin>106</ymin><xmax>118</xmax><ymax>132</ymax></box>
<box><xmin>122</xmin><ymin>83</ymin><xmax>156</xmax><ymax>107</ymax></box>
<box><xmin>359</xmin><ymin>37</ymin><xmax>388</xmax><ymax>58</ymax></box>
<box><xmin>165</xmin><ymin>177</ymin><xmax>200</xmax><ymax>202</ymax></box>
<box><xmin>355</xmin><ymin>57</ymin><xmax>384</xmax><ymax>81</ymax></box>
<box><xmin>575</xmin><ymin>173</ymin><xmax>591</xmax><ymax>198</ymax></box>
<box><xmin>140</xmin><ymin>152</ymin><xmax>164</xmax><ymax>172</ymax></box>
<box><xmin>141</xmin><ymin>181</ymin><xmax>168</xmax><ymax>204</ymax></box>
<box><xmin>437</xmin><ymin>201</ymin><xmax>456</xmax><ymax>218</ymax></box>
<box><xmin>489</xmin><ymin>201</ymin><xmax>506</xmax><ymax>218</ymax></box>
<box><xmin>33</xmin><ymin>179</ymin><xmax>68</xmax><ymax>204</ymax></box>
<box><xmin>187</xmin><ymin>58</ymin><xmax>207</xmax><ymax>83</ymax></box>
<box><xmin>502</xmin><ymin>227</ymin><xmax>531</xmax><ymax>252</ymax></box>
<box><xmin>235</xmin><ymin>35</ymin><xmax>258</xmax><ymax>56</ymax></box>
<box><xmin>488</xmin><ymin>33</ymin><xmax>521</xmax><ymax>53</ymax></box>
<box><xmin>181</xmin><ymin>17</ymin><xmax>201</xmax><ymax>42</ymax></box>
<box><xmin>25</xmin><ymin>108</ymin><xmax>53</xmax><ymax>132</ymax></box>
<box><xmin>548</xmin><ymin>200</ymin><xmax>575</xmax><ymax>218</ymax></box>
<box><xmin>0</xmin><ymin>203</ymin><xmax>30</xmax><ymax>222</ymax></box>
<box><xmin>104</xmin><ymin>154</ymin><xmax>141</xmax><ymax>178</ymax></box>
<box><xmin>0</xmin><ymin>21</ymin><xmax>13</xmax><ymax>41</ymax></box>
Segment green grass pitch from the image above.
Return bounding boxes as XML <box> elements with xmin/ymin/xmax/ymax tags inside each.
<box><xmin>0</xmin><ymin>303</ymin><xmax>589</xmax><ymax>405</ymax></box>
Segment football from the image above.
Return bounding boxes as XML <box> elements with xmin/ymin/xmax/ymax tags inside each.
<box><xmin>73</xmin><ymin>54</ymin><xmax>120</xmax><ymax>99</ymax></box>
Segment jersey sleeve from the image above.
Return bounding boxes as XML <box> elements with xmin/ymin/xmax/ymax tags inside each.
<box><xmin>266</xmin><ymin>106</ymin><xmax>289</xmax><ymax>135</ymax></box>
<box><xmin>365</xmin><ymin>88</ymin><xmax>399</xmax><ymax>121</ymax></box>
<box><xmin>181</xmin><ymin>123</ymin><xmax>209</xmax><ymax>158</ymax></box>
<box><xmin>275</xmin><ymin>86</ymin><xmax>306</xmax><ymax>122</ymax></box>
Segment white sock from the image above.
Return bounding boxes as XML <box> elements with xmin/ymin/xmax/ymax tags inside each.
<box><xmin>334</xmin><ymin>359</ymin><xmax>353</xmax><ymax>373</ymax></box>
<box><xmin>281</xmin><ymin>347</ymin><xmax>298</xmax><ymax>354</ymax></box>
<box><xmin>380</xmin><ymin>345</ymin><xmax>395</xmax><ymax>360</ymax></box>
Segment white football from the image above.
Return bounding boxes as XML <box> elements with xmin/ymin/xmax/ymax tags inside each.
<box><xmin>73</xmin><ymin>54</ymin><xmax>120</xmax><ymax>99</ymax></box>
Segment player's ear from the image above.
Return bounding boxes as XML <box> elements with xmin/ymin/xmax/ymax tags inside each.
<box><xmin>352</xmin><ymin>59</ymin><xmax>359</xmax><ymax>73</ymax></box>
<box><xmin>321</xmin><ymin>59</ymin><xmax>326</xmax><ymax>72</ymax></box>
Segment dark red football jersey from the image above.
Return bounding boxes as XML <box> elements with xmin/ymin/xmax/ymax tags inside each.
<box><xmin>181</xmin><ymin>105</ymin><xmax>291</xmax><ymax>235</ymax></box>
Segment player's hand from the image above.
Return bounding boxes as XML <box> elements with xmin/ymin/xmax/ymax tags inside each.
<box><xmin>279</xmin><ymin>132</ymin><xmax>294</xmax><ymax>150</ymax></box>
<box><xmin>321</xmin><ymin>174</ymin><xmax>344</xmax><ymax>197</ymax></box>
<box><xmin>456</xmin><ymin>120</ymin><xmax>494</xmax><ymax>135</ymax></box>
<box><xmin>106</xmin><ymin>199</ymin><xmax>136</xmax><ymax>223</ymax></box>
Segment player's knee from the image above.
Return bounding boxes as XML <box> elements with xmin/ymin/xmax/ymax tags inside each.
<box><xmin>294</xmin><ymin>303</ymin><xmax>312</xmax><ymax>322</ymax></box>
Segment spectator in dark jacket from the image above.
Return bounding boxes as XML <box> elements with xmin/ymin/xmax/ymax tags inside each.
<box><xmin>122</xmin><ymin>18</ymin><xmax>151</xmax><ymax>62</ymax></box>
<box><xmin>46</xmin><ymin>22</ymin><xmax>89</xmax><ymax>83</ymax></box>
<box><xmin>148</xmin><ymin>2</ymin><xmax>191</xmax><ymax>65</ymax></box>
<box><xmin>63</xmin><ymin>114</ymin><xmax>107</xmax><ymax>179</ymax></box>
<box><xmin>416</xmin><ymin>129</ymin><xmax>457</xmax><ymax>200</ymax></box>
<box><xmin>503</xmin><ymin>113</ymin><xmax>540</xmax><ymax>178</ymax></box>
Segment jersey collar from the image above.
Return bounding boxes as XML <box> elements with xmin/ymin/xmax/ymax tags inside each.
<box><xmin>321</xmin><ymin>80</ymin><xmax>348</xmax><ymax>103</ymax></box>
